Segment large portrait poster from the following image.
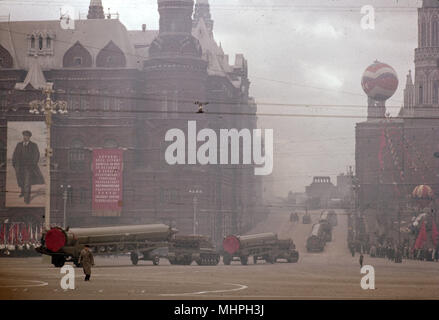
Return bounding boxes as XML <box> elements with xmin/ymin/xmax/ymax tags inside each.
<box><xmin>6</xmin><ymin>121</ymin><xmax>47</xmax><ymax>208</ymax></box>
<box><xmin>92</xmin><ymin>149</ymin><xmax>123</xmax><ymax>217</ymax></box>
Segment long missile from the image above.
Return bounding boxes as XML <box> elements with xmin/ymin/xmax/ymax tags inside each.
<box><xmin>43</xmin><ymin>224</ymin><xmax>176</xmax><ymax>253</ymax></box>
<box><xmin>222</xmin><ymin>233</ymin><xmax>278</xmax><ymax>255</ymax></box>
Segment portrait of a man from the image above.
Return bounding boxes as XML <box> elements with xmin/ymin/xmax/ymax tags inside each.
<box><xmin>6</xmin><ymin>122</ymin><xmax>47</xmax><ymax>208</ymax></box>
<box><xmin>12</xmin><ymin>130</ymin><xmax>45</xmax><ymax>204</ymax></box>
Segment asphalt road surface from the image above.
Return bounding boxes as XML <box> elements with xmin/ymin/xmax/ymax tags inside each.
<box><xmin>1</xmin><ymin>209</ymin><xmax>439</xmax><ymax>300</ymax></box>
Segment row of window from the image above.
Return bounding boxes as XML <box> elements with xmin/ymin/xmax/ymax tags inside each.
<box><xmin>420</xmin><ymin>20</ymin><xmax>439</xmax><ymax>47</ymax></box>
<box><xmin>28</xmin><ymin>34</ymin><xmax>54</xmax><ymax>56</ymax></box>
<box><xmin>63</xmin><ymin>91</ymin><xmax>125</xmax><ymax>112</ymax></box>
<box><xmin>418</xmin><ymin>80</ymin><xmax>439</xmax><ymax>104</ymax></box>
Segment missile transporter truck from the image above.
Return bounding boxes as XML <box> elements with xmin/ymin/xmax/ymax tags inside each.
<box><xmin>36</xmin><ymin>224</ymin><xmax>176</xmax><ymax>267</ymax></box>
<box><xmin>306</xmin><ymin>223</ymin><xmax>327</xmax><ymax>252</ymax></box>
<box><xmin>167</xmin><ymin>235</ymin><xmax>220</xmax><ymax>266</ymax></box>
<box><xmin>222</xmin><ymin>233</ymin><xmax>299</xmax><ymax>265</ymax></box>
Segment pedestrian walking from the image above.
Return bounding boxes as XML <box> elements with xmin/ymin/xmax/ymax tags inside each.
<box><xmin>359</xmin><ymin>254</ymin><xmax>364</xmax><ymax>268</ymax></box>
<box><xmin>78</xmin><ymin>245</ymin><xmax>94</xmax><ymax>281</ymax></box>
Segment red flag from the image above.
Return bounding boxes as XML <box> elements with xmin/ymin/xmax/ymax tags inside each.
<box><xmin>378</xmin><ymin>129</ymin><xmax>387</xmax><ymax>170</ymax></box>
<box><xmin>8</xmin><ymin>224</ymin><xmax>14</xmax><ymax>244</ymax></box>
<box><xmin>0</xmin><ymin>224</ymin><xmax>4</xmax><ymax>244</ymax></box>
<box><xmin>432</xmin><ymin>220</ymin><xmax>439</xmax><ymax>247</ymax></box>
<box><xmin>415</xmin><ymin>221</ymin><xmax>428</xmax><ymax>249</ymax></box>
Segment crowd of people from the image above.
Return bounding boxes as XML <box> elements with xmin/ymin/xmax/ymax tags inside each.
<box><xmin>349</xmin><ymin>239</ymin><xmax>439</xmax><ymax>262</ymax></box>
<box><xmin>0</xmin><ymin>242</ymin><xmax>41</xmax><ymax>257</ymax></box>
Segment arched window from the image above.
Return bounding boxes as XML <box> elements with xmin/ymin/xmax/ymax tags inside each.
<box><xmin>0</xmin><ymin>140</ymin><xmax>6</xmax><ymax>167</ymax></box>
<box><xmin>433</xmin><ymin>81</ymin><xmax>439</xmax><ymax>104</ymax></box>
<box><xmin>69</xmin><ymin>139</ymin><xmax>86</xmax><ymax>171</ymax></box>
<box><xmin>46</xmin><ymin>36</ymin><xmax>51</xmax><ymax>49</ymax></box>
<box><xmin>96</xmin><ymin>41</ymin><xmax>126</xmax><ymax>68</ymax></box>
<box><xmin>31</xmin><ymin>36</ymin><xmax>35</xmax><ymax>49</ymax></box>
<box><xmin>0</xmin><ymin>45</ymin><xmax>13</xmax><ymax>68</ymax></box>
<box><xmin>63</xmin><ymin>42</ymin><xmax>92</xmax><ymax>68</ymax></box>
<box><xmin>419</xmin><ymin>85</ymin><xmax>424</xmax><ymax>104</ymax></box>
<box><xmin>38</xmin><ymin>36</ymin><xmax>43</xmax><ymax>50</ymax></box>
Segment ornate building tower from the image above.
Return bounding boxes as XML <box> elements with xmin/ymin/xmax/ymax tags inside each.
<box><xmin>404</xmin><ymin>70</ymin><xmax>414</xmax><ymax>111</ymax></box>
<box><xmin>144</xmin><ymin>0</ymin><xmax>208</xmax><ymax>111</ymax></box>
<box><xmin>193</xmin><ymin>0</ymin><xmax>214</xmax><ymax>35</ymax></box>
<box><xmin>412</xmin><ymin>0</ymin><xmax>439</xmax><ymax>109</ymax></box>
<box><xmin>87</xmin><ymin>0</ymin><xmax>105</xmax><ymax>20</ymax></box>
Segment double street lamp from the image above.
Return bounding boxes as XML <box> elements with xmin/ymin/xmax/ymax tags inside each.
<box><xmin>189</xmin><ymin>189</ymin><xmax>203</xmax><ymax>235</ymax></box>
<box><xmin>29</xmin><ymin>88</ymin><xmax>68</xmax><ymax>230</ymax></box>
<box><xmin>60</xmin><ymin>184</ymin><xmax>72</xmax><ymax>229</ymax></box>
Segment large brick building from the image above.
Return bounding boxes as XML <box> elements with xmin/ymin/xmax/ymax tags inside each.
<box><xmin>356</xmin><ymin>0</ymin><xmax>439</xmax><ymax>237</ymax></box>
<box><xmin>0</xmin><ymin>0</ymin><xmax>267</xmax><ymax>244</ymax></box>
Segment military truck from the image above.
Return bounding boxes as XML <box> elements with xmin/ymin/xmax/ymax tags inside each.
<box><xmin>306</xmin><ymin>223</ymin><xmax>327</xmax><ymax>252</ymax></box>
<box><xmin>302</xmin><ymin>213</ymin><xmax>312</xmax><ymax>224</ymax></box>
<box><xmin>168</xmin><ymin>234</ymin><xmax>220</xmax><ymax>266</ymax></box>
<box><xmin>36</xmin><ymin>224</ymin><xmax>176</xmax><ymax>267</ymax></box>
<box><xmin>222</xmin><ymin>233</ymin><xmax>299</xmax><ymax>265</ymax></box>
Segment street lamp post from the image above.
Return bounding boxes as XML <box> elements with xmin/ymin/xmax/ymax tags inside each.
<box><xmin>189</xmin><ymin>189</ymin><xmax>202</xmax><ymax>235</ymax></box>
<box><xmin>29</xmin><ymin>88</ymin><xmax>67</xmax><ymax>230</ymax></box>
<box><xmin>60</xmin><ymin>184</ymin><xmax>71</xmax><ymax>229</ymax></box>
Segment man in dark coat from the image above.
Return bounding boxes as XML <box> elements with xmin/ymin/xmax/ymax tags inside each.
<box><xmin>78</xmin><ymin>245</ymin><xmax>94</xmax><ymax>281</ymax></box>
<box><xmin>12</xmin><ymin>131</ymin><xmax>44</xmax><ymax>204</ymax></box>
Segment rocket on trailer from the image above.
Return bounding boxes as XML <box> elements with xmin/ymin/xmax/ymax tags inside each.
<box><xmin>36</xmin><ymin>224</ymin><xmax>177</xmax><ymax>267</ymax></box>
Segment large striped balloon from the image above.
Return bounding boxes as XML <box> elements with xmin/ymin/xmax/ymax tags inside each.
<box><xmin>361</xmin><ymin>61</ymin><xmax>399</xmax><ymax>101</ymax></box>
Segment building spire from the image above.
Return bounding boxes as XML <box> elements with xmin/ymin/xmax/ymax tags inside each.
<box><xmin>193</xmin><ymin>0</ymin><xmax>214</xmax><ymax>35</ymax></box>
<box><xmin>404</xmin><ymin>70</ymin><xmax>414</xmax><ymax>109</ymax></box>
<box><xmin>88</xmin><ymin>0</ymin><xmax>105</xmax><ymax>19</ymax></box>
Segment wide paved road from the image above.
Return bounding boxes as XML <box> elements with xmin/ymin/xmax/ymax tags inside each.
<box><xmin>1</xmin><ymin>209</ymin><xmax>439</xmax><ymax>299</ymax></box>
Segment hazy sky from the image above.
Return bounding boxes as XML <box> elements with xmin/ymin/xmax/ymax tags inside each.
<box><xmin>0</xmin><ymin>0</ymin><xmax>422</xmax><ymax>198</ymax></box>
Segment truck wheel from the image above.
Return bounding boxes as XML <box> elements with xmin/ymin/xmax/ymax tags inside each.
<box><xmin>240</xmin><ymin>255</ymin><xmax>248</xmax><ymax>265</ymax></box>
<box><xmin>153</xmin><ymin>255</ymin><xmax>160</xmax><ymax>266</ymax></box>
<box><xmin>52</xmin><ymin>255</ymin><xmax>65</xmax><ymax>268</ymax></box>
<box><xmin>130</xmin><ymin>252</ymin><xmax>139</xmax><ymax>265</ymax></box>
<box><xmin>223</xmin><ymin>254</ymin><xmax>232</xmax><ymax>265</ymax></box>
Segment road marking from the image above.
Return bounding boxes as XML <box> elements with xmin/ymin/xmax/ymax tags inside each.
<box><xmin>160</xmin><ymin>283</ymin><xmax>248</xmax><ymax>296</ymax></box>
<box><xmin>0</xmin><ymin>279</ymin><xmax>48</xmax><ymax>288</ymax></box>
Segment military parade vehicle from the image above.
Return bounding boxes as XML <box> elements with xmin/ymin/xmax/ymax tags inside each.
<box><xmin>167</xmin><ymin>234</ymin><xmax>220</xmax><ymax>266</ymax></box>
<box><xmin>222</xmin><ymin>232</ymin><xmax>299</xmax><ymax>265</ymax></box>
<box><xmin>36</xmin><ymin>224</ymin><xmax>176</xmax><ymax>267</ymax></box>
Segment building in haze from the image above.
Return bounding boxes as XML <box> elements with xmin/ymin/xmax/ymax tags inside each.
<box><xmin>355</xmin><ymin>0</ymin><xmax>439</xmax><ymax>242</ymax></box>
<box><xmin>0</xmin><ymin>0</ymin><xmax>266</xmax><ymax>244</ymax></box>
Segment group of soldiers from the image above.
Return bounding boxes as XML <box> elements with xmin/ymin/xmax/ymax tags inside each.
<box><xmin>352</xmin><ymin>241</ymin><xmax>439</xmax><ymax>262</ymax></box>
<box><xmin>0</xmin><ymin>243</ymin><xmax>40</xmax><ymax>257</ymax></box>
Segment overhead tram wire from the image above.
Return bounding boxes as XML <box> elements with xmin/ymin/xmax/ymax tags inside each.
<box><xmin>0</xmin><ymin>1</ymin><xmax>421</xmax><ymax>12</ymax></box>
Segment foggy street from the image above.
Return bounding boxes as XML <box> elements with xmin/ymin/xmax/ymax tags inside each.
<box><xmin>1</xmin><ymin>210</ymin><xmax>439</xmax><ymax>300</ymax></box>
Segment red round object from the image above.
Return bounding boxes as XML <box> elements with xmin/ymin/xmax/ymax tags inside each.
<box><xmin>223</xmin><ymin>235</ymin><xmax>240</xmax><ymax>255</ymax></box>
<box><xmin>45</xmin><ymin>228</ymin><xmax>66</xmax><ymax>252</ymax></box>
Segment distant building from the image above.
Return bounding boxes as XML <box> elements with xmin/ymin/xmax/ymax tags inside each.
<box><xmin>305</xmin><ymin>176</ymin><xmax>338</xmax><ymax>208</ymax></box>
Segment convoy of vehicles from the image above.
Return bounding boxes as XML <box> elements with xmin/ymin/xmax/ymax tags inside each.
<box><xmin>34</xmin><ymin>210</ymin><xmax>338</xmax><ymax>267</ymax></box>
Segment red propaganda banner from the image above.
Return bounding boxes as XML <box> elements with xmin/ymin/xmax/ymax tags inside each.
<box><xmin>92</xmin><ymin>149</ymin><xmax>124</xmax><ymax>216</ymax></box>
